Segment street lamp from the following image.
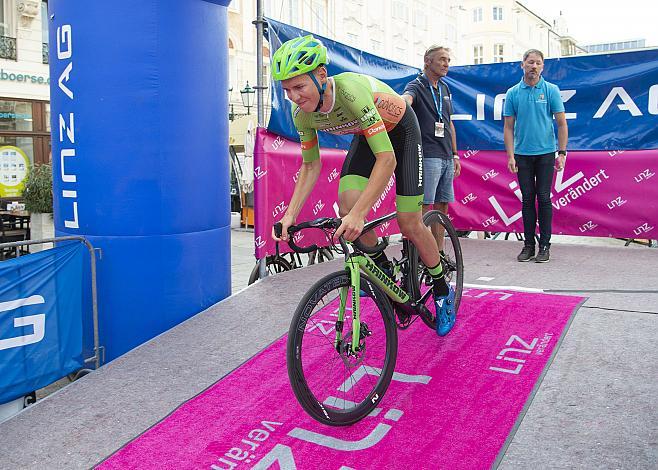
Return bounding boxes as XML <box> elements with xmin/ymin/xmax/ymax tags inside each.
<box><xmin>228</xmin><ymin>86</ymin><xmax>234</xmax><ymax>121</ymax></box>
<box><xmin>240</xmin><ymin>81</ymin><xmax>255</xmax><ymax>115</ymax></box>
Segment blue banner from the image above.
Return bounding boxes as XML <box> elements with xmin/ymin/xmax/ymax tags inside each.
<box><xmin>266</xmin><ymin>19</ymin><xmax>658</xmax><ymax>151</ymax></box>
<box><xmin>0</xmin><ymin>243</ymin><xmax>85</xmax><ymax>404</ymax></box>
<box><xmin>265</xmin><ymin>18</ymin><xmax>420</xmax><ymax>150</ymax></box>
<box><xmin>446</xmin><ymin>49</ymin><xmax>658</xmax><ymax>151</ymax></box>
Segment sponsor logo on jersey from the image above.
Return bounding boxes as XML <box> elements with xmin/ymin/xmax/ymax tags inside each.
<box><xmin>340</xmin><ymin>88</ymin><xmax>356</xmax><ymax>102</ymax></box>
<box><xmin>300</xmin><ymin>136</ymin><xmax>318</xmax><ymax>150</ymax></box>
<box><xmin>365</xmin><ymin>121</ymin><xmax>386</xmax><ymax>137</ymax></box>
<box><xmin>374</xmin><ymin>96</ymin><xmax>404</xmax><ymax>118</ymax></box>
<box><xmin>324</xmin><ymin>119</ymin><xmax>359</xmax><ymax>133</ymax></box>
<box><xmin>360</xmin><ymin>107</ymin><xmax>378</xmax><ymax>125</ymax></box>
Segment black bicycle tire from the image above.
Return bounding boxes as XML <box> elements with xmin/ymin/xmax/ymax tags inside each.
<box><xmin>408</xmin><ymin>210</ymin><xmax>464</xmax><ymax>330</ymax></box>
<box><xmin>247</xmin><ymin>255</ymin><xmax>294</xmax><ymax>285</ymax></box>
<box><xmin>286</xmin><ymin>270</ymin><xmax>398</xmax><ymax>426</ymax></box>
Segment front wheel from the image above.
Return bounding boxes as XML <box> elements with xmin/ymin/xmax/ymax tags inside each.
<box><xmin>409</xmin><ymin>210</ymin><xmax>464</xmax><ymax>330</ymax></box>
<box><xmin>287</xmin><ymin>271</ymin><xmax>398</xmax><ymax>426</ymax></box>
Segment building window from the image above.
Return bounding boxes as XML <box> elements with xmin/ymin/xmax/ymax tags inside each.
<box><xmin>392</xmin><ymin>1</ymin><xmax>408</xmax><ymax>22</ymax></box>
<box><xmin>0</xmin><ymin>99</ymin><xmax>51</xmax><ymax>200</ymax></box>
<box><xmin>0</xmin><ymin>101</ymin><xmax>33</xmax><ymax>132</ymax></box>
<box><xmin>494</xmin><ymin>43</ymin><xmax>504</xmax><ymax>62</ymax></box>
<box><xmin>413</xmin><ymin>9</ymin><xmax>427</xmax><ymax>30</ymax></box>
<box><xmin>493</xmin><ymin>6</ymin><xmax>503</xmax><ymax>21</ymax></box>
<box><xmin>473</xmin><ymin>7</ymin><xmax>482</xmax><ymax>22</ymax></box>
<box><xmin>41</xmin><ymin>1</ymin><xmax>49</xmax><ymax>64</ymax></box>
<box><xmin>395</xmin><ymin>46</ymin><xmax>406</xmax><ymax>62</ymax></box>
<box><xmin>288</xmin><ymin>0</ymin><xmax>299</xmax><ymax>26</ymax></box>
<box><xmin>0</xmin><ymin>0</ymin><xmax>17</xmax><ymax>61</ymax></box>
<box><xmin>446</xmin><ymin>23</ymin><xmax>456</xmax><ymax>41</ymax></box>
<box><xmin>311</xmin><ymin>0</ymin><xmax>328</xmax><ymax>35</ymax></box>
<box><xmin>371</xmin><ymin>39</ymin><xmax>381</xmax><ymax>54</ymax></box>
<box><xmin>473</xmin><ymin>44</ymin><xmax>483</xmax><ymax>64</ymax></box>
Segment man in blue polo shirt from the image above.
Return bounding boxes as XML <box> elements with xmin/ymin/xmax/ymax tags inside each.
<box><xmin>503</xmin><ymin>49</ymin><xmax>568</xmax><ymax>263</ymax></box>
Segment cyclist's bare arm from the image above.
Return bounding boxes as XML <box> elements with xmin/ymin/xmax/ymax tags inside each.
<box><xmin>335</xmin><ymin>151</ymin><xmax>396</xmax><ymax>241</ymax></box>
<box><xmin>273</xmin><ymin>158</ymin><xmax>322</xmax><ymax>241</ymax></box>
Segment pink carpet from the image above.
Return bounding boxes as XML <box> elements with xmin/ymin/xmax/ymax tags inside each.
<box><xmin>98</xmin><ymin>288</ymin><xmax>583</xmax><ymax>470</ymax></box>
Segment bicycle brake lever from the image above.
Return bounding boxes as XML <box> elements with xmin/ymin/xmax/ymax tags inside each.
<box><xmin>273</xmin><ymin>222</ymin><xmax>283</xmax><ymax>238</ymax></box>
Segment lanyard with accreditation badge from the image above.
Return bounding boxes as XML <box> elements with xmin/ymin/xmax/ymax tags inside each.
<box><xmin>427</xmin><ymin>76</ymin><xmax>445</xmax><ymax>138</ymax></box>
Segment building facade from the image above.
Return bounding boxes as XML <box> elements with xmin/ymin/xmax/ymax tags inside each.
<box><xmin>458</xmin><ymin>0</ymin><xmax>564</xmax><ymax>65</ymax></box>
<box><xmin>227</xmin><ymin>0</ymin><xmax>464</xmax><ymax>123</ymax></box>
<box><xmin>0</xmin><ymin>0</ymin><xmax>50</xmax><ymax>200</ymax></box>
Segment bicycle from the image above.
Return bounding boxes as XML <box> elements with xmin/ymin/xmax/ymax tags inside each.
<box><xmin>247</xmin><ymin>245</ymin><xmax>335</xmax><ymax>285</ymax></box>
<box><xmin>275</xmin><ymin>210</ymin><xmax>463</xmax><ymax>426</ymax></box>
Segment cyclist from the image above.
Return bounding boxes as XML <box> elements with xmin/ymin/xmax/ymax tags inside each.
<box><xmin>270</xmin><ymin>35</ymin><xmax>456</xmax><ymax>335</ymax></box>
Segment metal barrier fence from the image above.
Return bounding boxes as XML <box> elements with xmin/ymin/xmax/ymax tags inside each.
<box><xmin>0</xmin><ymin>236</ymin><xmax>103</xmax><ymax>369</ymax></box>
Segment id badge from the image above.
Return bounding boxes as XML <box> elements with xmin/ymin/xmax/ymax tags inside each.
<box><xmin>435</xmin><ymin>121</ymin><xmax>445</xmax><ymax>138</ymax></box>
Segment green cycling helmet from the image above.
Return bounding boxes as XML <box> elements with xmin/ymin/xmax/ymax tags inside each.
<box><xmin>271</xmin><ymin>35</ymin><xmax>328</xmax><ymax>81</ymax></box>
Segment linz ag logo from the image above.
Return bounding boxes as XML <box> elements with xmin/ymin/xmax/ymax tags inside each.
<box><xmin>360</xmin><ymin>106</ymin><xmax>377</xmax><ymax>124</ymax></box>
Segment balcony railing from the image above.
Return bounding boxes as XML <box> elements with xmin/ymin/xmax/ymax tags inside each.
<box><xmin>0</xmin><ymin>36</ymin><xmax>17</xmax><ymax>61</ymax></box>
<box><xmin>42</xmin><ymin>42</ymin><xmax>49</xmax><ymax>64</ymax></box>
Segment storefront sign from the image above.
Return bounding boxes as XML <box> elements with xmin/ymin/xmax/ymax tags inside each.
<box><xmin>0</xmin><ymin>146</ymin><xmax>30</xmax><ymax>197</ymax></box>
<box><xmin>0</xmin><ymin>69</ymin><xmax>50</xmax><ymax>85</ymax></box>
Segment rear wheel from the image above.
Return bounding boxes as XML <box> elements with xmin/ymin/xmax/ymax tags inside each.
<box><xmin>287</xmin><ymin>271</ymin><xmax>398</xmax><ymax>426</ymax></box>
<box><xmin>409</xmin><ymin>210</ymin><xmax>464</xmax><ymax>329</ymax></box>
<box><xmin>247</xmin><ymin>255</ymin><xmax>294</xmax><ymax>285</ymax></box>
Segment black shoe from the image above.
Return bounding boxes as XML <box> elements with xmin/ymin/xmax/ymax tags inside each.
<box><xmin>517</xmin><ymin>245</ymin><xmax>535</xmax><ymax>262</ymax></box>
<box><xmin>535</xmin><ymin>246</ymin><xmax>550</xmax><ymax>263</ymax></box>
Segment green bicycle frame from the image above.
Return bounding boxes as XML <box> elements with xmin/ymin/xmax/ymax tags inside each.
<box><xmin>335</xmin><ymin>253</ymin><xmax>411</xmax><ymax>353</ymax></box>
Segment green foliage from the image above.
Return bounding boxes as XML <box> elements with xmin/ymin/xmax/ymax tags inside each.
<box><xmin>23</xmin><ymin>163</ymin><xmax>53</xmax><ymax>214</ymax></box>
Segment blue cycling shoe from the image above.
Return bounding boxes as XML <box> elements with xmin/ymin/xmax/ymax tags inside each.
<box><xmin>434</xmin><ymin>285</ymin><xmax>456</xmax><ymax>336</ymax></box>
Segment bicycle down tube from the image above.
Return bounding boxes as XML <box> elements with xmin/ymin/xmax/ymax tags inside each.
<box><xmin>341</xmin><ymin>252</ymin><xmax>411</xmax><ymax>354</ymax></box>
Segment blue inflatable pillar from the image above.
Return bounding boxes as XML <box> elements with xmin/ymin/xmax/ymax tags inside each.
<box><xmin>49</xmin><ymin>0</ymin><xmax>232</xmax><ymax>361</ymax></box>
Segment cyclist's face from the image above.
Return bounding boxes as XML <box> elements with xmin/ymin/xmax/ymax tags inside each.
<box><xmin>282</xmin><ymin>72</ymin><xmax>322</xmax><ymax>112</ymax></box>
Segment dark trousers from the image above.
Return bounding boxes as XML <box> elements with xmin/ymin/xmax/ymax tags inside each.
<box><xmin>516</xmin><ymin>153</ymin><xmax>555</xmax><ymax>248</ymax></box>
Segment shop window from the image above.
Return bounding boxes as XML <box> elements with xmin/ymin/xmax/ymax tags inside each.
<box><xmin>45</xmin><ymin>102</ymin><xmax>50</xmax><ymax>132</ymax></box>
<box><xmin>0</xmin><ymin>136</ymin><xmax>34</xmax><ymax>198</ymax></box>
<box><xmin>0</xmin><ymin>100</ymin><xmax>34</xmax><ymax>132</ymax></box>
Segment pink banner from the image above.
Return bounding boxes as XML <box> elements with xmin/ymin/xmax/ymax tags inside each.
<box><xmin>254</xmin><ymin>129</ymin><xmax>398</xmax><ymax>259</ymax></box>
<box><xmin>451</xmin><ymin>149</ymin><xmax>658</xmax><ymax>239</ymax></box>
<box><xmin>98</xmin><ymin>290</ymin><xmax>583</xmax><ymax>470</ymax></box>
<box><xmin>255</xmin><ymin>129</ymin><xmax>658</xmax><ymax>258</ymax></box>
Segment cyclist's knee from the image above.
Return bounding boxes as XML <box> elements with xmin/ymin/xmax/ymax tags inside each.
<box><xmin>397</xmin><ymin>212</ymin><xmax>424</xmax><ymax>237</ymax></box>
<box><xmin>338</xmin><ymin>190</ymin><xmax>360</xmax><ymax>217</ymax></box>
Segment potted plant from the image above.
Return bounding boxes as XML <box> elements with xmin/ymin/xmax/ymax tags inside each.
<box><xmin>22</xmin><ymin>162</ymin><xmax>54</xmax><ymax>251</ymax></box>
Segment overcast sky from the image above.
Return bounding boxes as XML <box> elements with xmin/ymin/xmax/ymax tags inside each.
<box><xmin>519</xmin><ymin>0</ymin><xmax>658</xmax><ymax>47</ymax></box>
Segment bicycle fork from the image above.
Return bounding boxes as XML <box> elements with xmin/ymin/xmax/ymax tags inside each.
<box><xmin>335</xmin><ymin>254</ymin><xmax>412</xmax><ymax>354</ymax></box>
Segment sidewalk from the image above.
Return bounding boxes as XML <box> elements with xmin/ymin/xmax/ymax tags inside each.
<box><xmin>230</xmin><ymin>227</ymin><xmax>257</xmax><ymax>293</ymax></box>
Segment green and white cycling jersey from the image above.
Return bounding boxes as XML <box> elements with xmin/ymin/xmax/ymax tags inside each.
<box><xmin>292</xmin><ymin>72</ymin><xmax>407</xmax><ymax>162</ymax></box>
